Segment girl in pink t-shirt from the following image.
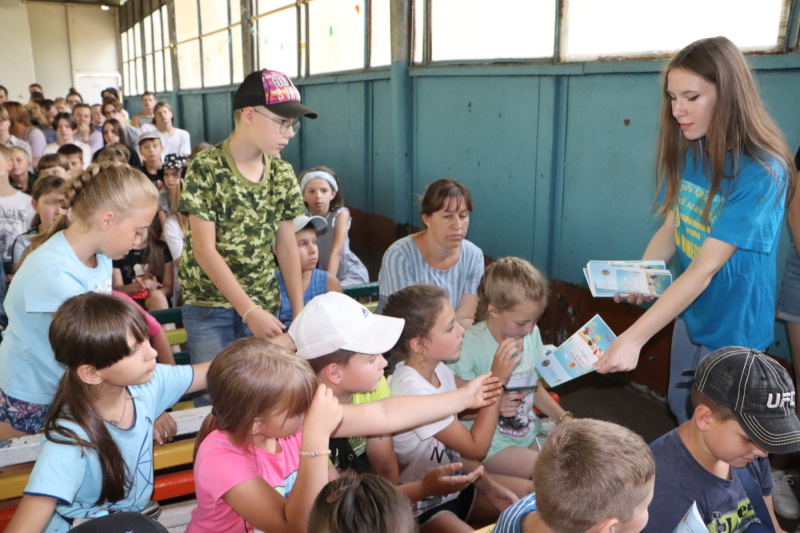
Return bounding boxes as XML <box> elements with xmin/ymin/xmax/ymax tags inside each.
<box><xmin>188</xmin><ymin>335</ymin><xmax>502</xmax><ymax>533</ymax></box>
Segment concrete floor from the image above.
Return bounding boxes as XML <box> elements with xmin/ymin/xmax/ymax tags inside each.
<box><xmin>558</xmin><ymin>372</ymin><xmax>800</xmax><ymax>532</ymax></box>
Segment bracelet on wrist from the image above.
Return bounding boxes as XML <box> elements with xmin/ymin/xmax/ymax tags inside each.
<box><xmin>299</xmin><ymin>450</ymin><xmax>331</xmax><ymax>457</ymax></box>
<box><xmin>557</xmin><ymin>411</ymin><xmax>574</xmax><ymax>424</ymax></box>
<box><xmin>241</xmin><ymin>305</ymin><xmax>263</xmax><ymax>325</ymax></box>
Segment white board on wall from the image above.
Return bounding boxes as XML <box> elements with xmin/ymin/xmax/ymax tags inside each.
<box><xmin>75</xmin><ymin>73</ymin><xmax>122</xmax><ymax>105</ymax></box>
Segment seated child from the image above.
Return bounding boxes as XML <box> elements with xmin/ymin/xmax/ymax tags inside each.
<box><xmin>645</xmin><ymin>346</ymin><xmax>800</xmax><ymax>533</ymax></box>
<box><xmin>8</xmin><ymin>146</ymin><xmax>34</xmax><ymax>193</ymax></box>
<box><xmin>187</xmin><ymin>336</ymin><xmax>502</xmax><ymax>533</ymax></box>
<box><xmin>451</xmin><ymin>257</ymin><xmax>571</xmax><ymax>480</ymax></box>
<box><xmin>12</xmin><ymin>174</ymin><xmax>65</xmax><ymax>269</ymax></box>
<box><xmin>292</xmin><ymin>292</ymin><xmax>491</xmax><ymax>507</ymax></box>
<box><xmin>308</xmin><ymin>471</ymin><xmax>416</xmax><ymax>533</ymax></box>
<box><xmin>0</xmin><ymin>146</ymin><xmax>35</xmax><ymax>274</ymax></box>
<box><xmin>276</xmin><ymin>215</ymin><xmax>342</xmax><ymax>328</ymax></box>
<box><xmin>138</xmin><ymin>131</ymin><xmax>164</xmax><ymax>186</ymax></box>
<box><xmin>4</xmin><ymin>293</ymin><xmax>209</xmax><ymax>533</ymax></box>
<box><xmin>56</xmin><ymin>143</ymin><xmax>86</xmax><ymax>176</ymax></box>
<box><xmin>384</xmin><ymin>284</ymin><xmax>533</xmax><ymax>531</ymax></box>
<box><xmin>493</xmin><ymin>418</ymin><xmax>655</xmax><ymax>533</ymax></box>
<box><xmin>112</xmin><ymin>217</ymin><xmax>173</xmax><ymax>311</ymax></box>
<box><xmin>36</xmin><ymin>153</ymin><xmax>71</xmax><ymax>180</ymax></box>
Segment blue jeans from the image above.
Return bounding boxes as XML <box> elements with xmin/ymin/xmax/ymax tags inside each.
<box><xmin>668</xmin><ymin>318</ymin><xmax>712</xmax><ymax>424</ymax></box>
<box><xmin>182</xmin><ymin>304</ymin><xmax>253</xmax><ymax>405</ymax></box>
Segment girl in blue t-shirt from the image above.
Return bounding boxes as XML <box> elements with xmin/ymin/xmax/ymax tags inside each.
<box><xmin>0</xmin><ymin>164</ymin><xmax>159</xmax><ymax>440</ymax></box>
<box><xmin>4</xmin><ymin>293</ymin><xmax>210</xmax><ymax>533</ymax></box>
<box><xmin>597</xmin><ymin>36</ymin><xmax>796</xmax><ymax>422</ymax></box>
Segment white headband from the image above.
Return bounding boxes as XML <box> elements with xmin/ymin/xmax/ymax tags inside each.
<box><xmin>300</xmin><ymin>171</ymin><xmax>338</xmax><ymax>193</ymax></box>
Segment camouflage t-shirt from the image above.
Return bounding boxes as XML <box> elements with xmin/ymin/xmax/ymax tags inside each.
<box><xmin>179</xmin><ymin>139</ymin><xmax>305</xmax><ymax>311</ymax></box>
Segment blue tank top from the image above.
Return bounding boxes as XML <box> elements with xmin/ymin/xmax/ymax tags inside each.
<box><xmin>276</xmin><ymin>269</ymin><xmax>328</xmax><ymax>327</ymax></box>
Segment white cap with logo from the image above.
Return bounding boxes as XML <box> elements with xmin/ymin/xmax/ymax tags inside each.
<box><xmin>289</xmin><ymin>292</ymin><xmax>405</xmax><ymax>360</ymax></box>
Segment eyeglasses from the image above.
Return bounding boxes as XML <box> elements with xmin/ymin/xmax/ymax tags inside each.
<box><xmin>252</xmin><ymin>108</ymin><xmax>301</xmax><ymax>135</ymax></box>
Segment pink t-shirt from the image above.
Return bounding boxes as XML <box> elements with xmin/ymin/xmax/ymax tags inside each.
<box><xmin>187</xmin><ymin>429</ymin><xmax>302</xmax><ymax>533</ymax></box>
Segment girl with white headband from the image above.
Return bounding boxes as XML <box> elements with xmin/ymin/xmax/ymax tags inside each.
<box><xmin>298</xmin><ymin>166</ymin><xmax>369</xmax><ymax>286</ymax></box>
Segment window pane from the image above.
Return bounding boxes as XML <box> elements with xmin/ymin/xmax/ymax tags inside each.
<box><xmin>308</xmin><ymin>0</ymin><xmax>365</xmax><ymax>74</ymax></box>
<box><xmin>165</xmin><ymin>47</ymin><xmax>174</xmax><ymax>91</ymax></box>
<box><xmin>123</xmin><ymin>61</ymin><xmax>133</xmax><ymax>96</ymax></box>
<box><xmin>413</xmin><ymin>0</ymin><xmax>423</xmax><ymax>64</ymax></box>
<box><xmin>162</xmin><ymin>6</ymin><xmax>170</xmax><ymax>47</ymax></box>
<box><xmin>146</xmin><ymin>54</ymin><xmax>155</xmax><ymax>92</ymax></box>
<box><xmin>121</xmin><ymin>32</ymin><xmax>129</xmax><ymax>63</ymax></box>
<box><xmin>144</xmin><ymin>15</ymin><xmax>153</xmax><ymax>54</ymax></box>
<box><xmin>232</xmin><ymin>24</ymin><xmax>244</xmax><ymax>82</ymax></box>
<box><xmin>563</xmin><ymin>0</ymin><xmax>785</xmax><ymax>60</ymax></box>
<box><xmin>370</xmin><ymin>0</ymin><xmax>390</xmax><ymax>67</ymax></box>
<box><xmin>230</xmin><ymin>0</ymin><xmax>241</xmax><ymax>24</ymax></box>
<box><xmin>299</xmin><ymin>3</ymin><xmax>306</xmax><ymax>75</ymax></box>
<box><xmin>155</xmin><ymin>50</ymin><xmax>165</xmax><ymax>93</ymax></box>
<box><xmin>153</xmin><ymin>8</ymin><xmax>163</xmax><ymax>51</ymax></box>
<box><xmin>257</xmin><ymin>0</ymin><xmax>293</xmax><ymax>15</ymax></box>
<box><xmin>178</xmin><ymin>39</ymin><xmax>203</xmax><ymax>89</ymax></box>
<box><xmin>128</xmin><ymin>27</ymin><xmax>136</xmax><ymax>60</ymax></box>
<box><xmin>431</xmin><ymin>0</ymin><xmax>555</xmax><ymax>61</ymax></box>
<box><xmin>200</xmin><ymin>0</ymin><xmax>228</xmax><ymax>34</ymax></box>
<box><xmin>257</xmin><ymin>9</ymin><xmax>298</xmax><ymax>77</ymax></box>
<box><xmin>135</xmin><ymin>57</ymin><xmax>145</xmax><ymax>95</ymax></box>
<box><xmin>175</xmin><ymin>0</ymin><xmax>200</xmax><ymax>42</ymax></box>
<box><xmin>202</xmin><ymin>31</ymin><xmax>232</xmax><ymax>87</ymax></box>
<box><xmin>133</xmin><ymin>22</ymin><xmax>143</xmax><ymax>57</ymax></box>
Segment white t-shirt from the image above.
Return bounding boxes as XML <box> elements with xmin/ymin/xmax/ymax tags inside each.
<box><xmin>389</xmin><ymin>362</ymin><xmax>462</xmax><ymax>515</ymax></box>
<box><xmin>0</xmin><ymin>190</ymin><xmax>35</xmax><ymax>264</ymax></box>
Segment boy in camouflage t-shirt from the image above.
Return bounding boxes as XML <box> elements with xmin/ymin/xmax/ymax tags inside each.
<box><xmin>178</xmin><ymin>69</ymin><xmax>317</xmax><ymax>375</ymax></box>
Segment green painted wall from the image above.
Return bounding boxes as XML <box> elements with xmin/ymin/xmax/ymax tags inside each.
<box><xmin>126</xmin><ymin>56</ymin><xmax>800</xmax><ymax>357</ymax></box>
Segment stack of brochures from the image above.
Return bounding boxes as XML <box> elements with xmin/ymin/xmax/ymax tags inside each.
<box><xmin>536</xmin><ymin>315</ymin><xmax>616</xmax><ymax>387</ymax></box>
<box><xmin>583</xmin><ymin>260</ymin><xmax>673</xmax><ymax>298</ymax></box>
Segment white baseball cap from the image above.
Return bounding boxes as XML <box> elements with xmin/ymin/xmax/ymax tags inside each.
<box><xmin>289</xmin><ymin>292</ymin><xmax>405</xmax><ymax>359</ymax></box>
<box><xmin>293</xmin><ymin>215</ymin><xmax>326</xmax><ymax>233</ymax></box>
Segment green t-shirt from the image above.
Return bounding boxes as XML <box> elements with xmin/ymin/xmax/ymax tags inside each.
<box><xmin>179</xmin><ymin>139</ymin><xmax>306</xmax><ymax>310</ymax></box>
<box><xmin>349</xmin><ymin>376</ymin><xmax>392</xmax><ymax>457</ymax></box>
<box><xmin>448</xmin><ymin>320</ymin><xmax>545</xmax><ymax>458</ymax></box>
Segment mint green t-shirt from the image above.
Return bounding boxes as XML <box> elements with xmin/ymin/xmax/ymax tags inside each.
<box><xmin>448</xmin><ymin>320</ymin><xmax>545</xmax><ymax>458</ymax></box>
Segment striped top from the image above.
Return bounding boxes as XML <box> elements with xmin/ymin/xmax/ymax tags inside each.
<box><xmin>376</xmin><ymin>234</ymin><xmax>483</xmax><ymax>313</ymax></box>
<box><xmin>493</xmin><ymin>493</ymin><xmax>537</xmax><ymax>533</ymax></box>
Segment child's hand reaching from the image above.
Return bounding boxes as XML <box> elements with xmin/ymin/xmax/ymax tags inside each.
<box><xmin>420</xmin><ymin>463</ymin><xmax>483</xmax><ymax>498</ymax></box>
<box><xmin>304</xmin><ymin>384</ymin><xmax>344</xmax><ymax>441</ymax></box>
<box><xmin>246</xmin><ymin>307</ymin><xmax>287</xmax><ymax>339</ymax></box>
<box><xmin>460</xmin><ymin>372</ymin><xmax>503</xmax><ymax>409</ymax></box>
<box><xmin>491</xmin><ymin>338</ymin><xmax>522</xmax><ymax>386</ymax></box>
<box><xmin>476</xmin><ymin>474</ymin><xmax>519</xmax><ymax>513</ymax></box>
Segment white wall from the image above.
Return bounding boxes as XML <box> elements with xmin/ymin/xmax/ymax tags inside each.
<box><xmin>0</xmin><ymin>0</ymin><xmax>37</xmax><ymax>102</ymax></box>
<box><xmin>0</xmin><ymin>1</ymin><xmax>120</xmax><ymax>104</ymax></box>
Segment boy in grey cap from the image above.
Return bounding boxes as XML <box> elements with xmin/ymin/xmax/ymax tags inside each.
<box><xmin>645</xmin><ymin>346</ymin><xmax>800</xmax><ymax>532</ymax></box>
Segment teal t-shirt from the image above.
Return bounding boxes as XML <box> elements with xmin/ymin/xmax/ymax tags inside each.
<box><xmin>448</xmin><ymin>320</ymin><xmax>544</xmax><ymax>458</ymax></box>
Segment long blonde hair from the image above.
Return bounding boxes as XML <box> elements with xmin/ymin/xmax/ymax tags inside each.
<box><xmin>475</xmin><ymin>257</ymin><xmax>549</xmax><ymax>323</ymax></box>
<box><xmin>656</xmin><ymin>36</ymin><xmax>795</xmax><ymax>222</ymax></box>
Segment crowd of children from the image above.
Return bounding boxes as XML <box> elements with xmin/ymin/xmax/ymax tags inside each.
<box><xmin>0</xmin><ymin>33</ymin><xmax>800</xmax><ymax>533</ymax></box>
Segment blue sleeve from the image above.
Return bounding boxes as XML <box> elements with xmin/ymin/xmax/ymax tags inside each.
<box><xmin>135</xmin><ymin>364</ymin><xmax>194</xmax><ymax>417</ymax></box>
<box><xmin>461</xmin><ymin>241</ymin><xmax>484</xmax><ymax>296</ymax></box>
<box><xmin>377</xmin><ymin>239</ymin><xmax>414</xmax><ymax>312</ymax></box>
<box><xmin>710</xmin><ymin>160</ymin><xmax>787</xmax><ymax>253</ymax></box>
<box><xmin>25</xmin><ymin>434</ymin><xmax>87</xmax><ymax>505</ymax></box>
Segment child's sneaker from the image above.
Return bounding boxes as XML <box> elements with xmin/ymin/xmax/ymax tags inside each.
<box><xmin>771</xmin><ymin>469</ymin><xmax>800</xmax><ymax>519</ymax></box>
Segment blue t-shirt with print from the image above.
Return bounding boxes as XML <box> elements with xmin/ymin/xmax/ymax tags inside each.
<box><xmin>672</xmin><ymin>149</ymin><xmax>787</xmax><ymax>350</ymax></box>
<box><xmin>24</xmin><ymin>364</ymin><xmax>194</xmax><ymax>533</ymax></box>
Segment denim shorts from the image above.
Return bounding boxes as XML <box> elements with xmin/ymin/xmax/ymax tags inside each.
<box><xmin>777</xmin><ymin>246</ymin><xmax>800</xmax><ymax>323</ymax></box>
<box><xmin>0</xmin><ymin>388</ymin><xmax>50</xmax><ymax>434</ymax></box>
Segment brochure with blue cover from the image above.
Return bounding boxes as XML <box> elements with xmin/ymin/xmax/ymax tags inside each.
<box><xmin>536</xmin><ymin>314</ymin><xmax>616</xmax><ymax>387</ymax></box>
<box><xmin>583</xmin><ymin>260</ymin><xmax>672</xmax><ymax>298</ymax></box>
